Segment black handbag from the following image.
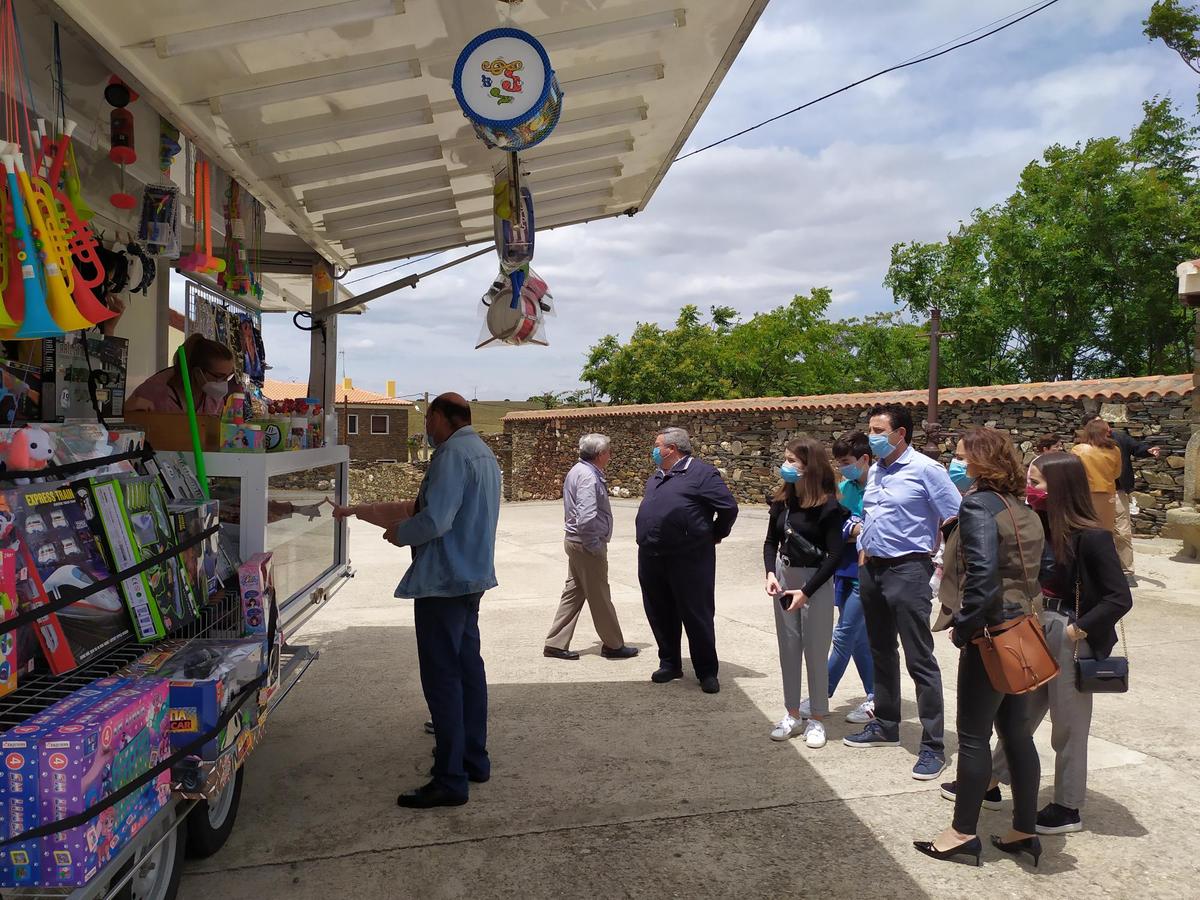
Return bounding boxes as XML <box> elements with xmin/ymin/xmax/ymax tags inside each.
<box><xmin>1073</xmin><ymin>578</ymin><xmax>1129</xmax><ymax>693</ymax></box>
<box><xmin>779</xmin><ymin>510</ymin><xmax>826</xmax><ymax>568</ymax></box>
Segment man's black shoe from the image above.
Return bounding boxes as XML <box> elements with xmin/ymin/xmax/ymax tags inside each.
<box><xmin>397</xmin><ymin>782</ymin><xmax>468</xmax><ymax>809</ymax></box>
<box><xmin>423</xmin><ymin>720</ymin><xmax>434</xmax><ymax>735</ymax></box>
<box><xmin>601</xmin><ymin>645</ymin><xmax>639</xmax><ymax>660</ymax></box>
<box><xmin>543</xmin><ymin>646</ymin><xmax>580</xmax><ymax>660</ymax></box>
<box><xmin>700</xmin><ymin>676</ymin><xmax>721</xmax><ymax>694</ymax></box>
<box><xmin>429</xmin><ymin>766</ymin><xmax>490</xmax><ymax>784</ymax></box>
<box><xmin>651</xmin><ymin>666</ymin><xmax>684</xmax><ymax>683</ymax></box>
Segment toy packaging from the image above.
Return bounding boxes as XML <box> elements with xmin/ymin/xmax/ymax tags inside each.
<box><xmin>167</xmin><ymin>500</ymin><xmax>221</xmax><ymax>606</ymax></box>
<box><xmin>237</xmin><ymin>553</ymin><xmax>274</xmax><ymax>636</ymax></box>
<box><xmin>0</xmin><ymin>425</ymin><xmax>146</xmax><ymax>483</ymax></box>
<box><xmin>7</xmin><ymin>485</ymin><xmax>132</xmax><ymax>674</ymax></box>
<box><xmin>0</xmin><ymin>494</ymin><xmax>46</xmax><ymax>686</ymax></box>
<box><xmin>85</xmin><ymin>475</ymin><xmax>200</xmax><ymax>642</ymax></box>
<box><xmin>38</xmin><ymin>334</ymin><xmax>129</xmax><ymax>422</ymax></box>
<box><xmin>0</xmin><ymin>676</ymin><xmax>129</xmax><ymax>888</ymax></box>
<box><xmin>220</xmin><ymin>423</ymin><xmax>264</xmax><ymax>453</ymax></box>
<box><xmin>128</xmin><ymin>639</ymin><xmax>266</xmax><ymax>760</ymax></box>
<box><xmin>0</xmin><ymin>549</ymin><xmax>19</xmax><ymax>697</ymax></box>
<box><xmin>0</xmin><ymin>342</ymin><xmax>42</xmax><ymax>426</ymax></box>
<box><xmin>39</xmin><ymin>679</ymin><xmax>171</xmax><ymax>887</ymax></box>
<box><xmin>141</xmin><ymin>450</ymin><xmax>204</xmax><ymax>502</ymax></box>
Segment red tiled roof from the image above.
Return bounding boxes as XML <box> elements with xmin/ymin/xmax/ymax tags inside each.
<box><xmin>503</xmin><ymin>374</ymin><xmax>1194</xmax><ymax>422</ymax></box>
<box><xmin>262</xmin><ymin>379</ymin><xmax>414</xmax><ymax>407</ymax></box>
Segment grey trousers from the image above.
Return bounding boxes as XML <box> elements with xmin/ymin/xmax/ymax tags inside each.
<box><xmin>773</xmin><ymin>560</ymin><xmax>836</xmax><ymax>715</ymax></box>
<box><xmin>546</xmin><ymin>541</ymin><xmax>625</xmax><ymax>651</ymax></box>
<box><xmin>993</xmin><ymin>609</ymin><xmax>1095</xmax><ymax>809</ymax></box>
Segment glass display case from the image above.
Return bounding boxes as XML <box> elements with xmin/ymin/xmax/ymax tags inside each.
<box><xmin>202</xmin><ymin>446</ymin><xmax>351</xmax><ymax>629</ymax></box>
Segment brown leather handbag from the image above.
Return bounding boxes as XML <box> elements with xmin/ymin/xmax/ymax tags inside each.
<box><xmin>970</xmin><ymin>497</ymin><xmax>1060</xmax><ymax>695</ymax></box>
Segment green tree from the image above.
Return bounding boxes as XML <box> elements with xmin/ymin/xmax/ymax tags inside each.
<box><xmin>1145</xmin><ymin>0</ymin><xmax>1200</xmax><ymax>74</ymax></box>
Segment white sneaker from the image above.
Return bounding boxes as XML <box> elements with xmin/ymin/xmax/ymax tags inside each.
<box><xmin>846</xmin><ymin>698</ymin><xmax>875</xmax><ymax>724</ymax></box>
<box><xmin>804</xmin><ymin>718</ymin><xmax>827</xmax><ymax>749</ymax></box>
<box><xmin>769</xmin><ymin>714</ymin><xmax>803</xmax><ymax>741</ymax></box>
<box><xmin>797</xmin><ymin>698</ymin><xmax>811</xmax><ymax>719</ymax></box>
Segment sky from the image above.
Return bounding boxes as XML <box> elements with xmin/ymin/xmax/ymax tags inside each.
<box><xmin>253</xmin><ymin>0</ymin><xmax>1198</xmax><ymax>401</ymax></box>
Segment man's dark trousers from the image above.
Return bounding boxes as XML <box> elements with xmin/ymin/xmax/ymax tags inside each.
<box><xmin>414</xmin><ymin>592</ymin><xmax>489</xmax><ymax>796</ymax></box>
<box><xmin>638</xmin><ymin>547</ymin><xmax>718</xmax><ymax>678</ymax></box>
<box><xmin>860</xmin><ymin>557</ymin><xmax>944</xmax><ymax>755</ymax></box>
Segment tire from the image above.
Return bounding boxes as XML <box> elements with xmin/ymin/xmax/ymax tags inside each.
<box><xmin>186</xmin><ymin>766</ymin><xmax>244</xmax><ymax>859</ymax></box>
<box><xmin>112</xmin><ymin>806</ymin><xmax>187</xmax><ymax>900</ymax></box>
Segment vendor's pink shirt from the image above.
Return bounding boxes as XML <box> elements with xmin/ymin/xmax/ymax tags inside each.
<box><xmin>128</xmin><ymin>368</ymin><xmax>223</xmax><ymax>415</ymax></box>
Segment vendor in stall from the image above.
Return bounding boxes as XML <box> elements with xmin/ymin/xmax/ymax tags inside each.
<box><xmin>126</xmin><ymin>334</ymin><xmax>235</xmax><ymax>415</ymax></box>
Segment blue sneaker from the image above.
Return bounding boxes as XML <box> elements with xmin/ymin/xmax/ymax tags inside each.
<box><xmin>912</xmin><ymin>750</ymin><xmax>946</xmax><ymax>781</ymax></box>
<box><xmin>842</xmin><ymin>721</ymin><xmax>900</xmax><ymax>749</ymax></box>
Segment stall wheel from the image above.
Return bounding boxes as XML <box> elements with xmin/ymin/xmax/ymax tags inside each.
<box><xmin>186</xmin><ymin>766</ymin><xmax>245</xmax><ymax>859</ymax></box>
<box><xmin>112</xmin><ymin>807</ymin><xmax>187</xmax><ymax>900</ymax></box>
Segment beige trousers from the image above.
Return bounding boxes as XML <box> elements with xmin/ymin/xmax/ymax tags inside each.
<box><xmin>1090</xmin><ymin>491</ymin><xmax>1116</xmax><ymax>534</ymax></box>
<box><xmin>545</xmin><ymin>540</ymin><xmax>624</xmax><ymax>651</ymax></box>
<box><xmin>1114</xmin><ymin>491</ymin><xmax>1135</xmax><ymax>575</ymax></box>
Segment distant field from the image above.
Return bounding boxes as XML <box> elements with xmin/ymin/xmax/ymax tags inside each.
<box><xmin>407</xmin><ymin>400</ymin><xmax>545</xmax><ymax>435</ymax></box>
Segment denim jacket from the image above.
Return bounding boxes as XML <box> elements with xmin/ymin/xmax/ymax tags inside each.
<box><xmin>390</xmin><ymin>426</ymin><xmax>501</xmax><ymax>599</ymax></box>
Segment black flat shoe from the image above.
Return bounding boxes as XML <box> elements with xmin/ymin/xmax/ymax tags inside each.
<box><xmin>991</xmin><ymin>835</ymin><xmax>1042</xmax><ymax>867</ymax></box>
<box><xmin>913</xmin><ymin>836</ymin><xmax>982</xmax><ymax>866</ymax></box>
<box><xmin>700</xmin><ymin>676</ymin><xmax>720</xmax><ymax>694</ymax></box>
<box><xmin>397</xmin><ymin>782</ymin><xmax>468</xmax><ymax>809</ymax></box>
<box><xmin>544</xmin><ymin>647</ymin><xmax>580</xmax><ymax>660</ymax></box>
<box><xmin>601</xmin><ymin>645</ymin><xmax>639</xmax><ymax>660</ymax></box>
<box><xmin>651</xmin><ymin>666</ymin><xmax>684</xmax><ymax>683</ymax></box>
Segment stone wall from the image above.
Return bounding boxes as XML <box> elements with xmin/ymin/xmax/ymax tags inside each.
<box><xmin>348</xmin><ymin>462</ymin><xmax>428</xmax><ymax>504</ymax></box>
<box><xmin>503</xmin><ymin>395</ymin><xmax>1193</xmax><ymax>536</ymax></box>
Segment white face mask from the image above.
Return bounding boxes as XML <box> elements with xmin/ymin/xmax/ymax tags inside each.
<box><xmin>201</xmin><ymin>380</ymin><xmax>230</xmax><ymax>401</ymax></box>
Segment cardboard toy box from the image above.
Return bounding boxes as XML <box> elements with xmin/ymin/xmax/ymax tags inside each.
<box><xmin>39</xmin><ymin>334</ymin><xmax>128</xmax><ymax>422</ymax></box>
<box><xmin>0</xmin><ymin>342</ymin><xmax>42</xmax><ymax>426</ymax></box>
<box><xmin>0</xmin><ymin>676</ymin><xmax>129</xmax><ymax>888</ymax></box>
<box><xmin>167</xmin><ymin>500</ymin><xmax>221</xmax><ymax>606</ymax></box>
<box><xmin>0</xmin><ymin>548</ymin><xmax>18</xmax><ymax>697</ymax></box>
<box><xmin>238</xmin><ymin>553</ymin><xmax>274</xmax><ymax>636</ymax></box>
<box><xmin>121</xmin><ymin>412</ymin><xmax>221</xmax><ymax>453</ymax></box>
<box><xmin>38</xmin><ymin>679</ymin><xmax>171</xmax><ymax>887</ymax></box>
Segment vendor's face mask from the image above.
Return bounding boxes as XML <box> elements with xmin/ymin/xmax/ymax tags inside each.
<box><xmin>201</xmin><ymin>380</ymin><xmax>229</xmax><ymax>401</ymax></box>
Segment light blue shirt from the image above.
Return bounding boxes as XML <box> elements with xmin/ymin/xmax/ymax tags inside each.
<box><xmin>563</xmin><ymin>460</ymin><xmax>613</xmax><ymax>553</ymax></box>
<box><xmin>390</xmin><ymin>426</ymin><xmax>501</xmax><ymax>599</ymax></box>
<box><xmin>860</xmin><ymin>446</ymin><xmax>962</xmax><ymax>558</ymax></box>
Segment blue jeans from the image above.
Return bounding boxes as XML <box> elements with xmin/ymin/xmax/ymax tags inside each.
<box><xmin>414</xmin><ymin>593</ymin><xmax>490</xmax><ymax>796</ymax></box>
<box><xmin>829</xmin><ymin>576</ymin><xmax>874</xmax><ymax>698</ymax></box>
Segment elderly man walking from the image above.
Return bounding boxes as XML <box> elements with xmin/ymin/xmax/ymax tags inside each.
<box><xmin>544</xmin><ymin>434</ymin><xmax>639</xmax><ymax>661</ymax></box>
<box><xmin>636</xmin><ymin>427</ymin><xmax>739</xmax><ymax>694</ymax></box>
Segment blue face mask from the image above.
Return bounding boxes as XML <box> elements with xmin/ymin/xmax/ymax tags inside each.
<box><xmin>425</xmin><ymin>431</ymin><xmax>437</xmax><ymax>449</ymax></box>
<box><xmin>779</xmin><ymin>463</ymin><xmax>800</xmax><ymax>483</ymax></box>
<box><xmin>840</xmin><ymin>463</ymin><xmax>863</xmax><ymax>481</ymax></box>
<box><xmin>651</xmin><ymin>446</ymin><xmax>664</xmax><ymax>467</ymax></box>
<box><xmin>868</xmin><ymin>432</ymin><xmax>894</xmax><ymax>458</ymax></box>
<box><xmin>948</xmin><ymin>459</ymin><xmax>974</xmax><ymax>490</ymax></box>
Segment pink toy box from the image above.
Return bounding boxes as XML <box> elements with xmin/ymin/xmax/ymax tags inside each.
<box><xmin>238</xmin><ymin>553</ymin><xmax>274</xmax><ymax>636</ymax></box>
<box><xmin>0</xmin><ymin>676</ymin><xmax>129</xmax><ymax>888</ymax></box>
<box><xmin>38</xmin><ymin>678</ymin><xmax>171</xmax><ymax>887</ymax></box>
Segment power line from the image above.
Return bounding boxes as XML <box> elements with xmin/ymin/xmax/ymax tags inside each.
<box><xmin>675</xmin><ymin>0</ymin><xmax>1064</xmax><ymax>164</ymax></box>
<box><xmin>344</xmin><ymin>250</ymin><xmax>446</xmax><ymax>285</ymax></box>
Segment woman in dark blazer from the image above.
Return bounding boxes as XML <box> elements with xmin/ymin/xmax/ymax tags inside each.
<box><xmin>993</xmin><ymin>451</ymin><xmax>1133</xmax><ymax>836</ymax></box>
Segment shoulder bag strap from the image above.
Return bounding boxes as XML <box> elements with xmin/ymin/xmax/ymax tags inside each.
<box><xmin>997</xmin><ymin>494</ymin><xmax>1038</xmax><ymax>604</ymax></box>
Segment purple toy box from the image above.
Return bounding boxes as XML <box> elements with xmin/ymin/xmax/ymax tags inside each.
<box><xmin>0</xmin><ymin>676</ymin><xmax>129</xmax><ymax>888</ymax></box>
<box><xmin>38</xmin><ymin>679</ymin><xmax>171</xmax><ymax>887</ymax></box>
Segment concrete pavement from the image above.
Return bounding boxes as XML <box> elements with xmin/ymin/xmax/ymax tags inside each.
<box><xmin>180</xmin><ymin>501</ymin><xmax>1200</xmax><ymax>899</ymax></box>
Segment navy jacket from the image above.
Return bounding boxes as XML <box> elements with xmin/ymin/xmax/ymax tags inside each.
<box><xmin>1113</xmin><ymin>431</ymin><xmax>1154</xmax><ymax>494</ymax></box>
<box><xmin>635</xmin><ymin>456</ymin><xmax>739</xmax><ymax>555</ymax></box>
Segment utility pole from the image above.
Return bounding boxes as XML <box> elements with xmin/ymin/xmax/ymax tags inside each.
<box><xmin>422</xmin><ymin>390</ymin><xmax>430</xmax><ymax>461</ymax></box>
<box><xmin>923</xmin><ymin>308</ymin><xmax>952</xmax><ymax>456</ymax></box>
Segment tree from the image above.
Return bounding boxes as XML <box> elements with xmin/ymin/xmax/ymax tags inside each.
<box><xmin>526</xmin><ymin>392</ymin><xmax>562</xmax><ymax>410</ymax></box>
<box><xmin>1145</xmin><ymin>0</ymin><xmax>1200</xmax><ymax>74</ymax></box>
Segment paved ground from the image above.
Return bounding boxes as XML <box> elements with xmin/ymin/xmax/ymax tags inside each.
<box><xmin>180</xmin><ymin>501</ymin><xmax>1200</xmax><ymax>899</ymax></box>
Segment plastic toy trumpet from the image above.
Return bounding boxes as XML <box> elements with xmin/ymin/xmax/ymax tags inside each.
<box><xmin>2</xmin><ymin>146</ymin><xmax>63</xmax><ymax>338</ymax></box>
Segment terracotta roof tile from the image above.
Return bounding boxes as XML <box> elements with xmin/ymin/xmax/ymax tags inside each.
<box><xmin>503</xmin><ymin>374</ymin><xmax>1194</xmax><ymax>422</ymax></box>
<box><xmin>262</xmin><ymin>379</ymin><xmax>414</xmax><ymax>407</ymax></box>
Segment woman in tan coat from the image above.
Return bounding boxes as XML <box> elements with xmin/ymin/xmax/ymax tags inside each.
<box><xmin>1070</xmin><ymin>419</ymin><xmax>1121</xmax><ymax>533</ymax></box>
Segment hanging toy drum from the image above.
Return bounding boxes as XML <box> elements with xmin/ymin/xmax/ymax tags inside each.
<box><xmin>104</xmin><ymin>77</ymin><xmax>139</xmax><ymax>210</ymax></box>
<box><xmin>452</xmin><ymin>28</ymin><xmax>563</xmax><ymax>152</ymax></box>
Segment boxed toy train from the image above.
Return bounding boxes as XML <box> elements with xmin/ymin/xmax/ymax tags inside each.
<box><xmin>0</xmin><ymin>676</ymin><xmax>129</xmax><ymax>888</ymax></box>
<box><xmin>238</xmin><ymin>553</ymin><xmax>274</xmax><ymax>636</ymax></box>
<box><xmin>167</xmin><ymin>500</ymin><xmax>221</xmax><ymax>606</ymax></box>
<box><xmin>7</xmin><ymin>484</ymin><xmax>132</xmax><ymax>673</ymax></box>
<box><xmin>39</xmin><ymin>678</ymin><xmax>171</xmax><ymax>887</ymax></box>
<box><xmin>85</xmin><ymin>475</ymin><xmax>200</xmax><ymax>642</ymax></box>
<box><xmin>38</xmin><ymin>334</ymin><xmax>128</xmax><ymax>422</ymax></box>
<box><xmin>129</xmin><ymin>639</ymin><xmax>266</xmax><ymax>760</ymax></box>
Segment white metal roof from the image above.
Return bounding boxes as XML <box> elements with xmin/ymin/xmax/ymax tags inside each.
<box><xmin>45</xmin><ymin>0</ymin><xmax>768</xmax><ymax>272</ymax></box>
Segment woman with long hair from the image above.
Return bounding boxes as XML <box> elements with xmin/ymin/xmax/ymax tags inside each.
<box><xmin>916</xmin><ymin>428</ymin><xmax>1043</xmax><ymax>867</ymax></box>
<box><xmin>1070</xmin><ymin>419</ymin><xmax>1121</xmax><ymax>533</ymax></box>
<box><xmin>126</xmin><ymin>334</ymin><xmax>236</xmax><ymax>415</ymax></box>
<box><xmin>988</xmin><ymin>452</ymin><xmax>1133</xmax><ymax>835</ymax></box>
<box><xmin>763</xmin><ymin>437</ymin><xmax>847</xmax><ymax>749</ymax></box>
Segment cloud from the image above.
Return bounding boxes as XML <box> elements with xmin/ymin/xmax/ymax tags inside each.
<box><xmin>257</xmin><ymin>0</ymin><xmax>1200</xmax><ymax>398</ymax></box>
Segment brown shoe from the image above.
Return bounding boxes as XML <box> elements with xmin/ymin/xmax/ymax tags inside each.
<box><xmin>543</xmin><ymin>646</ymin><xmax>580</xmax><ymax>660</ymax></box>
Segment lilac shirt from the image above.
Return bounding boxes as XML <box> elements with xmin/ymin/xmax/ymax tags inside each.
<box><xmin>128</xmin><ymin>368</ymin><xmax>224</xmax><ymax>415</ymax></box>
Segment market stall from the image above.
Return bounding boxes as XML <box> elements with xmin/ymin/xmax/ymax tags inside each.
<box><xmin>0</xmin><ymin>0</ymin><xmax>768</xmax><ymax>897</ymax></box>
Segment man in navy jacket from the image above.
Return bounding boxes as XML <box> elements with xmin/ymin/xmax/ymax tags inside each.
<box><xmin>635</xmin><ymin>427</ymin><xmax>739</xmax><ymax>694</ymax></box>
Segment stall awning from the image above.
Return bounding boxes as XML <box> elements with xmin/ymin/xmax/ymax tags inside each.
<box><xmin>44</xmin><ymin>0</ymin><xmax>768</xmax><ymax>273</ymax></box>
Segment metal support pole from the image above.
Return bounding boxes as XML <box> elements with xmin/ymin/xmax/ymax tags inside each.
<box><xmin>308</xmin><ymin>260</ymin><xmax>338</xmax><ymax>446</ymax></box>
<box><xmin>924</xmin><ymin>307</ymin><xmax>942</xmax><ymax>454</ymax></box>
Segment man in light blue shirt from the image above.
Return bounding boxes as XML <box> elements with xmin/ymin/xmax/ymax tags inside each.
<box><xmin>544</xmin><ymin>434</ymin><xmax>637</xmax><ymax>661</ymax></box>
<box><xmin>844</xmin><ymin>404</ymin><xmax>961</xmax><ymax>783</ymax></box>
<box><xmin>382</xmin><ymin>393</ymin><xmax>501</xmax><ymax>808</ymax></box>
